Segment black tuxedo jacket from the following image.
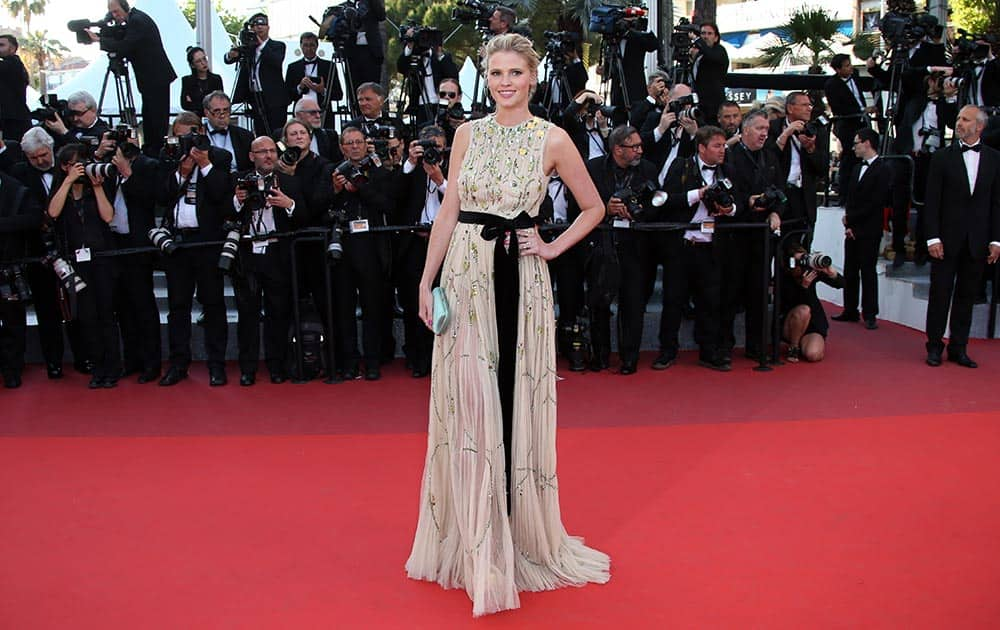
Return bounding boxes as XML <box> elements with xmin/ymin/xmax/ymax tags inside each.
<box><xmin>157</xmin><ymin>146</ymin><xmax>234</xmax><ymax>239</ymax></box>
<box><xmin>209</xmin><ymin>124</ymin><xmax>255</xmax><ymax>173</ymax></box>
<box><xmin>0</xmin><ymin>140</ymin><xmax>23</xmax><ymax>174</ymax></box>
<box><xmin>395</xmin><ymin>50</ymin><xmax>459</xmax><ymax>114</ymax></box>
<box><xmin>924</xmin><ymin>143</ymin><xmax>1000</xmax><ymax>259</ymax></box>
<box><xmin>724</xmin><ymin>142</ymin><xmax>783</xmax><ymax>223</ymax></box>
<box><xmin>228</xmin><ymin>39</ymin><xmax>289</xmax><ymax>108</ymax></box>
<box><xmin>894</xmin><ymin>96</ymin><xmax>957</xmax><ymax>155</ymax></box>
<box><xmin>824</xmin><ymin>74</ymin><xmax>868</xmax><ymax>143</ymax></box>
<box><xmin>638</xmin><ymin>111</ymin><xmax>696</xmax><ymax>172</ymax></box>
<box><xmin>285</xmin><ymin>57</ymin><xmax>343</xmax><ymax>106</ymax></box>
<box><xmin>765</xmin><ymin>117</ymin><xmax>828</xmax><ymax>224</ymax></box>
<box><xmin>107</xmin><ymin>153</ymin><xmax>160</xmax><ymax>249</ymax></box>
<box><xmin>843</xmin><ymin>157</ymin><xmax>892</xmax><ymax>239</ymax></box>
<box><xmin>332</xmin><ymin>163</ymin><xmax>399</xmax><ymax>226</ymax></box>
<box><xmin>869</xmin><ymin>42</ymin><xmax>946</xmax><ymax>124</ymax></box>
<box><xmin>343</xmin><ymin>0</ymin><xmax>386</xmax><ymax>62</ymax></box>
<box><xmin>628</xmin><ymin>96</ymin><xmax>660</xmax><ymax>129</ymax></box>
<box><xmin>100</xmin><ymin>8</ymin><xmax>177</xmax><ymax>92</ymax></box>
<box><xmin>610</xmin><ymin>31</ymin><xmax>660</xmax><ymax>108</ymax></box>
<box><xmin>585</xmin><ymin>155</ymin><xmax>660</xmax><ymax>227</ymax></box>
<box><xmin>692</xmin><ymin>42</ymin><xmax>729</xmax><ymax>118</ymax></box>
<box><xmin>392</xmin><ymin>166</ymin><xmax>444</xmax><ymax>257</ymax></box>
<box><xmin>561</xmin><ymin>101</ymin><xmax>609</xmax><ymax>159</ymax></box>
<box><xmin>232</xmin><ymin>168</ymin><xmax>306</xmax><ymax>231</ymax></box>
<box><xmin>976</xmin><ymin>58</ymin><xmax>1000</xmax><ymax>107</ymax></box>
<box><xmin>180</xmin><ymin>72</ymin><xmax>224</xmax><ymax>113</ymax></box>
<box><xmin>662</xmin><ymin>155</ymin><xmax>743</xmax><ymax>225</ymax></box>
<box><xmin>291</xmin><ymin>152</ymin><xmax>333</xmax><ymax>227</ymax></box>
<box><xmin>313</xmin><ymin>128</ymin><xmax>343</xmax><ymax>163</ymax></box>
<box><xmin>0</xmin><ymin>171</ymin><xmax>41</xmax><ymax>260</ymax></box>
<box><xmin>0</xmin><ymin>53</ymin><xmax>30</xmax><ymax>122</ymax></box>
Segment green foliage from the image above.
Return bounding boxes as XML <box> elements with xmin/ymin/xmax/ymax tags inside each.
<box><xmin>21</xmin><ymin>29</ymin><xmax>69</xmax><ymax>92</ymax></box>
<box><xmin>3</xmin><ymin>0</ymin><xmax>47</xmax><ymax>32</ymax></box>
<box><xmin>758</xmin><ymin>6</ymin><xmax>840</xmax><ymax>74</ymax></box>
<box><xmin>950</xmin><ymin>0</ymin><xmax>999</xmax><ymax>35</ymax></box>
<box><xmin>178</xmin><ymin>0</ymin><xmax>246</xmax><ymax>41</ymax></box>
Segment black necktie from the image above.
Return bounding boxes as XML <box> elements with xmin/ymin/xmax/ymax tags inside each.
<box><xmin>961</xmin><ymin>144</ymin><xmax>981</xmax><ymax>153</ymax></box>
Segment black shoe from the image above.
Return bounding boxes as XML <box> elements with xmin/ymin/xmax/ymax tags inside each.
<box><xmin>159</xmin><ymin>366</ymin><xmax>188</xmax><ymax>386</ymax></box>
<box><xmin>88</xmin><ymin>376</ymin><xmax>103</xmax><ymax>389</ymax></box>
<box><xmin>46</xmin><ymin>363</ymin><xmax>63</xmax><ymax>379</ymax></box>
<box><xmin>3</xmin><ymin>373</ymin><xmax>22</xmax><ymax>389</ymax></box>
<box><xmin>411</xmin><ymin>365</ymin><xmax>430</xmax><ymax>378</ymax></box>
<box><xmin>364</xmin><ymin>367</ymin><xmax>381</xmax><ymax>381</ymax></box>
<box><xmin>651</xmin><ymin>353</ymin><xmax>675</xmax><ymax>370</ymax></box>
<box><xmin>698</xmin><ymin>356</ymin><xmax>732</xmax><ymax>372</ymax></box>
<box><xmin>102</xmin><ymin>378</ymin><xmax>118</xmax><ymax>388</ymax></box>
<box><xmin>240</xmin><ymin>373</ymin><xmax>256</xmax><ymax>386</ymax></box>
<box><xmin>73</xmin><ymin>360</ymin><xmax>94</xmax><ymax>375</ymax></box>
<box><xmin>720</xmin><ymin>352</ymin><xmax>733</xmax><ymax>366</ymax></box>
<box><xmin>120</xmin><ymin>365</ymin><xmax>142</xmax><ymax>378</ymax></box>
<box><xmin>831</xmin><ymin>311</ymin><xmax>860</xmax><ymax>322</ymax></box>
<box><xmin>948</xmin><ymin>352</ymin><xmax>978</xmax><ymax>368</ymax></box>
<box><xmin>209</xmin><ymin>368</ymin><xmax>227</xmax><ymax>386</ymax></box>
<box><xmin>137</xmin><ymin>370</ymin><xmax>160</xmax><ymax>384</ymax></box>
<box><xmin>343</xmin><ymin>367</ymin><xmax>360</xmax><ymax>380</ymax></box>
<box><xmin>926</xmin><ymin>347</ymin><xmax>943</xmax><ymax>367</ymax></box>
<box><xmin>619</xmin><ymin>361</ymin><xmax>637</xmax><ymax>375</ymax></box>
<box><xmin>270</xmin><ymin>373</ymin><xmax>286</xmax><ymax>384</ymax></box>
<box><xmin>864</xmin><ymin>318</ymin><xmax>879</xmax><ymax>330</ymax></box>
<box><xmin>568</xmin><ymin>355</ymin><xmax>586</xmax><ymax>372</ymax></box>
<box><xmin>588</xmin><ymin>356</ymin><xmax>609</xmax><ymax>372</ymax></box>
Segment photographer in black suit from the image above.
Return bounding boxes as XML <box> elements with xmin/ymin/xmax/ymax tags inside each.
<box><xmin>604</xmin><ymin>28</ymin><xmax>660</xmax><ymax>109</ymax></box>
<box><xmin>562</xmin><ymin>90</ymin><xmax>610</xmax><ymax>160</ymax></box>
<box><xmin>105</xmin><ymin>136</ymin><xmax>162</xmax><ymax>382</ymax></box>
<box><xmin>43</xmin><ymin>91</ymin><xmax>110</xmax><ymax>149</ymax></box>
<box><xmin>628</xmin><ymin>72</ymin><xmax>670</xmax><ymax>129</ymax></box>
<box><xmin>343</xmin><ymin>0</ymin><xmax>387</xmax><ymax>91</ymax></box>
<box><xmin>91</xmin><ymin>0</ymin><xmax>176</xmax><ymax>157</ymax></box>
<box><xmin>690</xmin><ymin>22</ymin><xmax>729</xmax><ymax>126</ymax></box>
<box><xmin>0</xmin><ymin>35</ymin><xmax>31</xmax><ymax>142</ymax></box>
<box><xmin>396</xmin><ymin>26</ymin><xmax>459</xmax><ymax>126</ymax></box>
<box><xmin>293</xmin><ymin>97</ymin><xmax>343</xmax><ymax>163</ymax></box>
<box><xmin>824</xmin><ymin>54</ymin><xmax>870</xmax><ymax>205</ymax></box>
<box><xmin>924</xmin><ymin>106</ymin><xmax>1000</xmax><ymax>368</ymax></box>
<box><xmin>0</xmin><ymin>170</ymin><xmax>41</xmax><ymax>388</ymax></box>
<box><xmin>231</xmin><ymin>135</ymin><xmax>306</xmax><ymax>386</ymax></box>
<box><xmin>225</xmin><ymin>14</ymin><xmax>289</xmax><ymax>137</ymax></box>
<box><xmin>833</xmin><ymin>127</ymin><xmax>892</xmax><ymax>330</ymax></box>
<box><xmin>156</xmin><ymin>113</ymin><xmax>234</xmax><ymax>387</ymax></box>
<box><xmin>203</xmin><ymin>91</ymin><xmax>254</xmax><ymax>173</ymax></box>
<box><xmin>285</xmin><ymin>31</ymin><xmax>342</xmax><ymax>128</ymax></box>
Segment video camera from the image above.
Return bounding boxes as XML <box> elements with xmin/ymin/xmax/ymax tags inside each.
<box><xmin>236</xmin><ymin>171</ymin><xmax>276</xmax><ymax>212</ymax></box>
<box><xmin>878</xmin><ymin>11</ymin><xmax>942</xmax><ymax>48</ymax></box>
<box><xmin>589</xmin><ymin>1</ymin><xmax>648</xmax><ymax>40</ymax></box>
<box><xmin>162</xmin><ymin>126</ymin><xmax>211</xmax><ymax>163</ymax></box>
<box><xmin>334</xmin><ymin>154</ymin><xmax>378</xmax><ymax>188</ymax></box>
<box><xmin>669</xmin><ymin>17</ymin><xmax>700</xmax><ymax>64</ymax></box>
<box><xmin>29</xmin><ymin>94</ymin><xmax>71</xmax><ymax>124</ymax></box>
<box><xmin>415</xmin><ymin>139</ymin><xmax>449</xmax><ymax>166</ymax></box>
<box><xmin>233</xmin><ymin>17</ymin><xmax>264</xmax><ymax>59</ymax></box>
<box><xmin>952</xmin><ymin>29</ymin><xmax>996</xmax><ymax>82</ymax></box>
<box><xmin>67</xmin><ymin>13</ymin><xmax>125</xmax><ymax>45</ymax></box>
<box><xmin>791</xmin><ymin>251</ymin><xmax>833</xmax><ymax>271</ymax></box>
<box><xmin>400</xmin><ymin>21</ymin><xmax>443</xmax><ymax>57</ymax></box>
<box><xmin>451</xmin><ymin>0</ymin><xmax>498</xmax><ymax>31</ymax></box>
<box><xmin>317</xmin><ymin>1</ymin><xmax>367</xmax><ymax>48</ymax></box>
<box><xmin>543</xmin><ymin>30</ymin><xmax>580</xmax><ymax>62</ymax></box>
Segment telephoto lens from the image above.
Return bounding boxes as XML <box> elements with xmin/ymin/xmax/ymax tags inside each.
<box><xmin>218</xmin><ymin>225</ymin><xmax>241</xmax><ymax>271</ymax></box>
<box><xmin>148</xmin><ymin>227</ymin><xmax>178</xmax><ymax>255</ymax></box>
<box><xmin>83</xmin><ymin>162</ymin><xmax>119</xmax><ymax>179</ymax></box>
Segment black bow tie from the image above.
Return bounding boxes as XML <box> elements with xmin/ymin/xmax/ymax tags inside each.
<box><xmin>961</xmin><ymin>144</ymin><xmax>981</xmax><ymax>153</ymax></box>
<box><xmin>863</xmin><ymin>159</ymin><xmax>875</xmax><ymax>167</ymax></box>
<box><xmin>701</xmin><ymin>164</ymin><xmax>717</xmax><ymax>171</ymax></box>
<box><xmin>209</xmin><ymin>128</ymin><xmax>227</xmax><ymax>136</ymax></box>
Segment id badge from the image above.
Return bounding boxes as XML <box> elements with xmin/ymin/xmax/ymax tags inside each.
<box><xmin>252</xmin><ymin>240</ymin><xmax>268</xmax><ymax>255</ymax></box>
<box><xmin>349</xmin><ymin>219</ymin><xmax>370</xmax><ymax>234</ymax></box>
<box><xmin>700</xmin><ymin>220</ymin><xmax>715</xmax><ymax>234</ymax></box>
<box><xmin>184</xmin><ymin>187</ymin><xmax>197</xmax><ymax>205</ymax></box>
<box><xmin>75</xmin><ymin>247</ymin><xmax>92</xmax><ymax>262</ymax></box>
<box><xmin>612</xmin><ymin>218</ymin><xmax>631</xmax><ymax>229</ymax></box>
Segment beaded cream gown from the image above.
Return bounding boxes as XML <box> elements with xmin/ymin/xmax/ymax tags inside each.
<box><xmin>405</xmin><ymin>115</ymin><xmax>610</xmax><ymax>617</ymax></box>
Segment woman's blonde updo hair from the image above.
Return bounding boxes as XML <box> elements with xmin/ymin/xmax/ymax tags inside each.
<box><xmin>481</xmin><ymin>33</ymin><xmax>540</xmax><ymax>76</ymax></box>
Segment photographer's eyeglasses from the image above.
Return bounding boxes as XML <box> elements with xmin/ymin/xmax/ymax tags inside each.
<box><xmin>67</xmin><ymin>108</ymin><xmax>89</xmax><ymax>118</ymax></box>
<box><xmin>342</xmin><ymin>139</ymin><xmax>366</xmax><ymax>146</ymax></box>
<box><xmin>209</xmin><ymin>107</ymin><xmax>231</xmax><ymax>116</ymax></box>
<box><xmin>438</xmin><ymin>91</ymin><xmax>458</xmax><ymax>99</ymax></box>
<box><xmin>619</xmin><ymin>142</ymin><xmax>643</xmax><ymax>150</ymax></box>
<box><xmin>301</xmin><ymin>109</ymin><xmax>322</xmax><ymax>116</ymax></box>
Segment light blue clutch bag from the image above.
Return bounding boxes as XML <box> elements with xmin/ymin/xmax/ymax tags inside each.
<box><xmin>432</xmin><ymin>287</ymin><xmax>450</xmax><ymax>335</ymax></box>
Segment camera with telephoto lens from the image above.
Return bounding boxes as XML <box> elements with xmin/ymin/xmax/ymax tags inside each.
<box><xmin>667</xmin><ymin>93</ymin><xmax>700</xmax><ymax>126</ymax></box>
<box><xmin>80</xmin><ymin>161</ymin><xmax>118</xmax><ymax>181</ymax></box>
<box><xmin>236</xmin><ymin>171</ymin><xmax>275</xmax><ymax>212</ymax></box>
<box><xmin>218</xmin><ymin>221</ymin><xmax>241</xmax><ymax>271</ymax></box>
<box><xmin>39</xmin><ymin>227</ymin><xmax>88</xmax><ymax>296</ymax></box>
<box><xmin>451</xmin><ymin>0</ymin><xmax>497</xmax><ymax>30</ymax></box>
<box><xmin>325</xmin><ymin>210</ymin><xmax>346</xmax><ymax>261</ymax></box>
<box><xmin>162</xmin><ymin>126</ymin><xmax>211</xmax><ymax>163</ymax></box>
<box><xmin>702</xmin><ymin>177</ymin><xmax>735</xmax><ymax>211</ymax></box>
<box><xmin>67</xmin><ymin>13</ymin><xmax>125</xmax><ymax>46</ymax></box>
<box><xmin>334</xmin><ymin>155</ymin><xmax>377</xmax><ymax>188</ymax></box>
<box><xmin>318</xmin><ymin>1</ymin><xmax>366</xmax><ymax>47</ymax></box>
<box><xmin>753</xmin><ymin>185</ymin><xmax>788</xmax><ymax>211</ymax></box>
<box><xmin>799</xmin><ymin>114</ymin><xmax>830</xmax><ymax>138</ymax></box>
<box><xmin>105</xmin><ymin>125</ymin><xmax>140</xmax><ymax>159</ymax></box>
<box><xmin>415</xmin><ymin>139</ymin><xmax>449</xmax><ymax>166</ymax></box>
<box><xmin>613</xmin><ymin>179</ymin><xmax>667</xmax><ymax>221</ymax></box>
<box><xmin>148</xmin><ymin>226</ymin><xmax>178</xmax><ymax>255</ymax></box>
<box><xmin>584</xmin><ymin>100</ymin><xmax>617</xmax><ymax>119</ymax></box>
<box><xmin>436</xmin><ymin>100</ymin><xmax>466</xmax><ymax>127</ymax></box>
<box><xmin>277</xmin><ymin>142</ymin><xmax>302</xmax><ymax>167</ymax></box>
<box><xmin>29</xmin><ymin>94</ymin><xmax>71</xmax><ymax>123</ymax></box>
<box><xmin>589</xmin><ymin>2</ymin><xmax>648</xmax><ymax>39</ymax></box>
<box><xmin>791</xmin><ymin>251</ymin><xmax>833</xmax><ymax>271</ymax></box>
<box><xmin>0</xmin><ymin>266</ymin><xmax>32</xmax><ymax>303</ymax></box>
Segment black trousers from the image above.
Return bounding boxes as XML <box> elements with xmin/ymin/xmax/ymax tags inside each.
<box><xmin>785</xmin><ymin>185</ymin><xmax>814</xmax><ymax>247</ymax></box>
<box><xmin>75</xmin><ymin>259</ymin><xmax>122</xmax><ymax>381</ymax></box>
<box><xmin>331</xmin><ymin>233</ymin><xmax>388</xmax><ymax>371</ymax></box>
<box><xmin>717</xmin><ymin>233</ymin><xmax>751</xmax><ymax>355</ymax></box>
<box><xmin>911</xmin><ymin>153</ymin><xmax>931</xmax><ymax>261</ymax></box>
<box><xmin>140</xmin><ymin>83</ymin><xmax>171</xmax><ymax>157</ymax></box>
<box><xmin>345</xmin><ymin>49</ymin><xmax>383</xmax><ymax>96</ymax></box>
<box><xmin>662</xmin><ymin>239</ymin><xmax>721</xmax><ymax>361</ymax></box>
<box><xmin>843</xmin><ymin>236</ymin><xmax>880</xmax><ymax>318</ymax></box>
<box><xmin>743</xmin><ymin>235</ymin><xmax>774</xmax><ymax>355</ymax></box>
<box><xmin>1</xmin><ymin>118</ymin><xmax>31</xmax><ymax>143</ymax></box>
<box><xmin>397</xmin><ymin>238</ymin><xmax>433</xmax><ymax>371</ymax></box>
<box><xmin>233</xmin><ymin>245</ymin><xmax>293</xmax><ymax>377</ymax></box>
<box><xmin>25</xmin><ymin>263</ymin><xmax>87</xmax><ymax>366</ymax></box>
<box><xmin>165</xmin><ymin>245</ymin><xmax>227</xmax><ymax>370</ymax></box>
<box><xmin>587</xmin><ymin>230</ymin><xmax>649</xmax><ymax>366</ymax></box>
<box><xmin>837</xmin><ymin>138</ymin><xmax>860</xmax><ymax>204</ymax></box>
<box><xmin>891</xmin><ymin>159</ymin><xmax>911</xmax><ymax>259</ymax></box>
<box><xmin>113</xmin><ymin>250</ymin><xmax>161</xmax><ymax>374</ymax></box>
<box><xmin>0</xmin><ymin>301</ymin><xmax>26</xmax><ymax>378</ymax></box>
<box><xmin>296</xmin><ymin>240</ymin><xmax>339</xmax><ymax>365</ymax></box>
<box><xmin>926</xmin><ymin>241</ymin><xmax>985</xmax><ymax>353</ymax></box>
<box><xmin>549</xmin><ymin>239</ymin><xmax>587</xmax><ymax>329</ymax></box>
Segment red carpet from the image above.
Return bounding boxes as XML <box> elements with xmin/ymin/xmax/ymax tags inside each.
<box><xmin>3</xmin><ymin>319</ymin><xmax>1000</xmax><ymax>628</ymax></box>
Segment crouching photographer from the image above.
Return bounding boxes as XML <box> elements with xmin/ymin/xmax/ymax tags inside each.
<box><xmin>230</xmin><ymin>136</ymin><xmax>305</xmax><ymax>386</ymax></box>
<box><xmin>780</xmin><ymin>244</ymin><xmax>843</xmax><ymax>363</ymax></box>
<box><xmin>47</xmin><ymin>143</ymin><xmax>120</xmax><ymax>388</ymax></box>
<box><xmin>329</xmin><ymin>126</ymin><xmax>398</xmax><ymax>381</ymax></box>
<box><xmin>0</xmin><ymin>170</ymin><xmax>41</xmax><ymax>388</ymax></box>
<box><xmin>584</xmin><ymin>124</ymin><xmax>661</xmax><ymax>374</ymax></box>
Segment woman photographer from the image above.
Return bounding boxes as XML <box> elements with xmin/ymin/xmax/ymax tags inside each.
<box><xmin>180</xmin><ymin>46</ymin><xmax>224</xmax><ymax>114</ymax></box>
<box><xmin>47</xmin><ymin>144</ymin><xmax>121</xmax><ymax>388</ymax></box>
<box><xmin>780</xmin><ymin>243</ymin><xmax>844</xmax><ymax>363</ymax></box>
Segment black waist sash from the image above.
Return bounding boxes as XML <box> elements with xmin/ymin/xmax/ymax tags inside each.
<box><xmin>457</xmin><ymin>210</ymin><xmax>541</xmax><ymax>514</ymax></box>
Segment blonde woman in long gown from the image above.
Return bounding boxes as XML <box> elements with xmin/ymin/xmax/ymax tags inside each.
<box><xmin>405</xmin><ymin>34</ymin><xmax>611</xmax><ymax>617</ymax></box>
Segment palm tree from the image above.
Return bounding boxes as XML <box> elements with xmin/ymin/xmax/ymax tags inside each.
<box><xmin>2</xmin><ymin>0</ymin><xmax>47</xmax><ymax>34</ymax></box>
<box><xmin>20</xmin><ymin>30</ymin><xmax>69</xmax><ymax>94</ymax></box>
<box><xmin>759</xmin><ymin>6</ymin><xmax>840</xmax><ymax>74</ymax></box>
